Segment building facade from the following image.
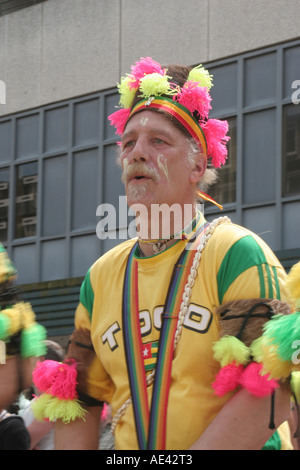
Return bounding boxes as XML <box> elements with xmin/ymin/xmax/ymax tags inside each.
<box><xmin>0</xmin><ymin>0</ymin><xmax>299</xmax><ymax>340</ymax></box>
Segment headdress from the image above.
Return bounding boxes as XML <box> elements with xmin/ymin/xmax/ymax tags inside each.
<box><xmin>108</xmin><ymin>57</ymin><xmax>230</xmax><ymax>170</ymax></box>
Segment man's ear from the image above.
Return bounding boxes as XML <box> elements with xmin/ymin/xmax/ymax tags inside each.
<box><xmin>189</xmin><ymin>154</ymin><xmax>207</xmax><ymax>184</ymax></box>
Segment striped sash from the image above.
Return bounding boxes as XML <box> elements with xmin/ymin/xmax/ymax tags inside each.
<box><xmin>122</xmin><ymin>217</ymin><xmax>210</xmax><ymax>449</ymax></box>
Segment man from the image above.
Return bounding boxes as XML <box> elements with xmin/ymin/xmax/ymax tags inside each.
<box><xmin>52</xmin><ymin>58</ymin><xmax>294</xmax><ymax>450</ymax></box>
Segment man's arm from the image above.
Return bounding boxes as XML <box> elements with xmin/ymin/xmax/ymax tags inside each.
<box><xmin>55</xmin><ymin>405</ymin><xmax>102</xmax><ymax>450</ymax></box>
<box><xmin>190</xmin><ymin>385</ymin><xmax>291</xmax><ymax>450</ymax></box>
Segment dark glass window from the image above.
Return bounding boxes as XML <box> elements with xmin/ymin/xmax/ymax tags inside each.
<box><xmin>15</xmin><ymin>162</ymin><xmax>38</xmax><ymax>238</ymax></box>
<box><xmin>209</xmin><ymin>117</ymin><xmax>237</xmax><ymax>205</ymax></box>
<box><xmin>0</xmin><ymin>168</ymin><xmax>9</xmax><ymax>242</ymax></box>
<box><xmin>282</xmin><ymin>105</ymin><xmax>300</xmax><ymax>197</ymax></box>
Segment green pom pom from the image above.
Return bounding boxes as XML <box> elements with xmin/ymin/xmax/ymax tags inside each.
<box><xmin>263</xmin><ymin>313</ymin><xmax>300</xmax><ymax>361</ymax></box>
<box><xmin>44</xmin><ymin>397</ymin><xmax>86</xmax><ymax>424</ymax></box>
<box><xmin>21</xmin><ymin>323</ymin><xmax>47</xmax><ymax>358</ymax></box>
<box><xmin>0</xmin><ymin>313</ymin><xmax>11</xmax><ymax>340</ymax></box>
<box><xmin>188</xmin><ymin>65</ymin><xmax>213</xmax><ymax>89</ymax></box>
<box><xmin>213</xmin><ymin>335</ymin><xmax>251</xmax><ymax>367</ymax></box>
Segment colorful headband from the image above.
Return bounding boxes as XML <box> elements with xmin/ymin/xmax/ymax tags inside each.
<box><xmin>108</xmin><ymin>57</ymin><xmax>230</xmax><ymax>169</ymax></box>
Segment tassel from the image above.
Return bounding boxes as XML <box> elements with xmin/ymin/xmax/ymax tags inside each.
<box><xmin>0</xmin><ymin>313</ymin><xmax>10</xmax><ymax>340</ymax></box>
<box><xmin>239</xmin><ymin>362</ymin><xmax>279</xmax><ymax>397</ymax></box>
<box><xmin>31</xmin><ymin>393</ymin><xmax>53</xmax><ymax>421</ymax></box>
<box><xmin>21</xmin><ymin>323</ymin><xmax>47</xmax><ymax>358</ymax></box>
<box><xmin>43</xmin><ymin>396</ymin><xmax>86</xmax><ymax>424</ymax></box>
<box><xmin>139</xmin><ymin>73</ymin><xmax>176</xmax><ymax>99</ymax></box>
<box><xmin>202</xmin><ymin>119</ymin><xmax>230</xmax><ymax>168</ymax></box>
<box><xmin>262</xmin><ymin>313</ymin><xmax>300</xmax><ymax>362</ymax></box>
<box><xmin>108</xmin><ymin>108</ymin><xmax>131</xmax><ymax>136</ymax></box>
<box><xmin>32</xmin><ymin>360</ymin><xmax>62</xmax><ymax>392</ymax></box>
<box><xmin>176</xmin><ymin>82</ymin><xmax>212</xmax><ymax>119</ymax></box>
<box><xmin>213</xmin><ymin>335</ymin><xmax>251</xmax><ymax>367</ymax></box>
<box><xmin>212</xmin><ymin>362</ymin><xmax>244</xmax><ymax>396</ymax></box>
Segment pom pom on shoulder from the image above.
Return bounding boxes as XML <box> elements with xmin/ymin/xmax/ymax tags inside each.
<box><xmin>287</xmin><ymin>261</ymin><xmax>300</xmax><ymax>309</ymax></box>
<box><xmin>212</xmin><ymin>362</ymin><xmax>244</xmax><ymax>396</ymax></box>
<box><xmin>239</xmin><ymin>362</ymin><xmax>279</xmax><ymax>397</ymax></box>
<box><xmin>213</xmin><ymin>336</ymin><xmax>251</xmax><ymax>367</ymax></box>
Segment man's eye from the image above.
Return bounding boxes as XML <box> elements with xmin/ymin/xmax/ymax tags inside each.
<box><xmin>153</xmin><ymin>138</ymin><xmax>164</xmax><ymax>144</ymax></box>
<box><xmin>123</xmin><ymin>140</ymin><xmax>134</xmax><ymax>149</ymax></box>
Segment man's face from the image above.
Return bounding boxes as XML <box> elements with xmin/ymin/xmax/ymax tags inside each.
<box><xmin>120</xmin><ymin>110</ymin><xmax>206</xmax><ymax>209</ymax></box>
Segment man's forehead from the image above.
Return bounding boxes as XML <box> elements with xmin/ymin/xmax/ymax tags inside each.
<box><xmin>122</xmin><ymin>110</ymin><xmax>178</xmax><ymax>137</ymax></box>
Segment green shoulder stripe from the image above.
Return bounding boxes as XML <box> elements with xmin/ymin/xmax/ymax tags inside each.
<box><xmin>217</xmin><ymin>235</ymin><xmax>269</xmax><ymax>304</ymax></box>
<box><xmin>79</xmin><ymin>268</ymin><xmax>94</xmax><ymax>318</ymax></box>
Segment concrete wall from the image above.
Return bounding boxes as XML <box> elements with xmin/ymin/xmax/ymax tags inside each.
<box><xmin>0</xmin><ymin>0</ymin><xmax>299</xmax><ymax>116</ymax></box>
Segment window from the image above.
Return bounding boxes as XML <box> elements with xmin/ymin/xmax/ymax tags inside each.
<box><xmin>0</xmin><ymin>168</ymin><xmax>9</xmax><ymax>241</ymax></box>
<box><xmin>282</xmin><ymin>104</ymin><xmax>300</xmax><ymax>197</ymax></box>
<box><xmin>15</xmin><ymin>162</ymin><xmax>38</xmax><ymax>238</ymax></box>
<box><xmin>209</xmin><ymin>117</ymin><xmax>237</xmax><ymax>205</ymax></box>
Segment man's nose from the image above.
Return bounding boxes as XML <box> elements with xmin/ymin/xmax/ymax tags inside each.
<box><xmin>131</xmin><ymin>136</ymin><xmax>150</xmax><ymax>163</ymax></box>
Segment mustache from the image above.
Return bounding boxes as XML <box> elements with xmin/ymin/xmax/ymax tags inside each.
<box><xmin>121</xmin><ymin>163</ymin><xmax>160</xmax><ymax>184</ymax></box>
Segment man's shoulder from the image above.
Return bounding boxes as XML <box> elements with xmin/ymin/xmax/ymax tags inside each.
<box><xmin>90</xmin><ymin>238</ymin><xmax>137</xmax><ymax>273</ymax></box>
<box><xmin>206</xmin><ymin>218</ymin><xmax>282</xmax><ymax>267</ymax></box>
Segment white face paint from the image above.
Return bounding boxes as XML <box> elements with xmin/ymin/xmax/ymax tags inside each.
<box><xmin>157</xmin><ymin>153</ymin><xmax>169</xmax><ymax>180</ymax></box>
<box><xmin>140</xmin><ymin>116</ymin><xmax>149</xmax><ymax>126</ymax></box>
<box><xmin>122</xmin><ymin>156</ymin><xmax>129</xmax><ymax>171</ymax></box>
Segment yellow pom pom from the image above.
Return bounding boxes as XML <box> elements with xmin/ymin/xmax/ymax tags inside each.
<box><xmin>31</xmin><ymin>393</ymin><xmax>54</xmax><ymax>421</ymax></box>
<box><xmin>3</xmin><ymin>304</ymin><xmax>22</xmax><ymax>336</ymax></box>
<box><xmin>250</xmin><ymin>337</ymin><xmax>264</xmax><ymax>363</ymax></box>
<box><xmin>188</xmin><ymin>65</ymin><xmax>213</xmax><ymax>89</ymax></box>
<box><xmin>287</xmin><ymin>261</ymin><xmax>300</xmax><ymax>309</ymax></box>
<box><xmin>44</xmin><ymin>397</ymin><xmax>86</xmax><ymax>424</ymax></box>
<box><xmin>118</xmin><ymin>75</ymin><xmax>137</xmax><ymax>109</ymax></box>
<box><xmin>213</xmin><ymin>336</ymin><xmax>251</xmax><ymax>367</ymax></box>
<box><xmin>260</xmin><ymin>342</ymin><xmax>292</xmax><ymax>379</ymax></box>
<box><xmin>139</xmin><ymin>73</ymin><xmax>176</xmax><ymax>99</ymax></box>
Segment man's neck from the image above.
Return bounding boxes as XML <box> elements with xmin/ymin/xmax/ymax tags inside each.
<box><xmin>136</xmin><ymin>203</ymin><xmax>198</xmax><ymax>257</ymax></box>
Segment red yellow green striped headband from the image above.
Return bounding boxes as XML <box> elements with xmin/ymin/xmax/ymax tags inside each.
<box><xmin>129</xmin><ymin>96</ymin><xmax>207</xmax><ymax>156</ymax></box>
<box><xmin>108</xmin><ymin>57</ymin><xmax>230</xmax><ymax>169</ymax></box>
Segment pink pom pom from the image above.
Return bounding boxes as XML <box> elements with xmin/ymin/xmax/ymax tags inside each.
<box><xmin>175</xmin><ymin>81</ymin><xmax>212</xmax><ymax>119</ymax></box>
<box><xmin>239</xmin><ymin>362</ymin><xmax>279</xmax><ymax>397</ymax></box>
<box><xmin>32</xmin><ymin>360</ymin><xmax>61</xmax><ymax>393</ymax></box>
<box><xmin>212</xmin><ymin>363</ymin><xmax>244</xmax><ymax>396</ymax></box>
<box><xmin>130</xmin><ymin>57</ymin><xmax>165</xmax><ymax>88</ymax></box>
<box><xmin>203</xmin><ymin>119</ymin><xmax>230</xmax><ymax>168</ymax></box>
<box><xmin>48</xmin><ymin>360</ymin><xmax>78</xmax><ymax>400</ymax></box>
<box><xmin>108</xmin><ymin>108</ymin><xmax>131</xmax><ymax>135</ymax></box>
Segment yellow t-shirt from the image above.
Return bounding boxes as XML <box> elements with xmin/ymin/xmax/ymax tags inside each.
<box><xmin>75</xmin><ymin>217</ymin><xmax>291</xmax><ymax>450</ymax></box>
